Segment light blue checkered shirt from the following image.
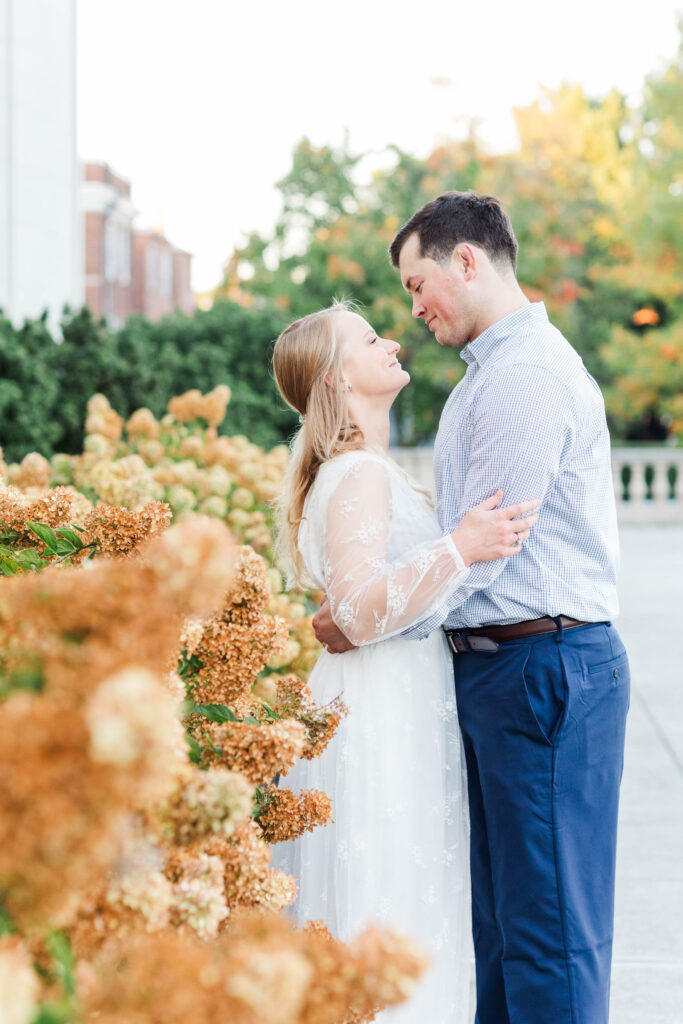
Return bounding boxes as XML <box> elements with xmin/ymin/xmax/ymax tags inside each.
<box><xmin>405</xmin><ymin>302</ymin><xmax>620</xmax><ymax>638</ymax></box>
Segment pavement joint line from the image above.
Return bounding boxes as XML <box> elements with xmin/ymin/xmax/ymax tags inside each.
<box><xmin>613</xmin><ymin>961</ymin><xmax>683</xmax><ymax>967</ymax></box>
<box><xmin>630</xmin><ymin>683</ymin><xmax>683</xmax><ymax>780</ymax></box>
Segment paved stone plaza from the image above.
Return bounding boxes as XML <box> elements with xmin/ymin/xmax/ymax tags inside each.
<box><xmin>610</xmin><ymin>524</ymin><xmax>683</xmax><ymax>1024</ymax></box>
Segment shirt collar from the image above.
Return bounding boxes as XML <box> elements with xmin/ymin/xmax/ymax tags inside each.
<box><xmin>461</xmin><ymin>302</ymin><xmax>548</xmax><ymax>366</ymax></box>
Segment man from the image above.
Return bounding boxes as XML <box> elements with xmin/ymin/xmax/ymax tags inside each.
<box><xmin>313</xmin><ymin>191</ymin><xmax>630</xmax><ymax>1024</ymax></box>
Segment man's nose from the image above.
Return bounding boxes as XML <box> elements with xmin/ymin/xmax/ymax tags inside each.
<box><xmin>412</xmin><ymin>295</ymin><xmax>425</xmax><ymax>318</ymax></box>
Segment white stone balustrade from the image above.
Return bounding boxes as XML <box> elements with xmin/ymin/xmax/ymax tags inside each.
<box><xmin>389</xmin><ymin>445</ymin><xmax>683</xmax><ymax>524</ymax></box>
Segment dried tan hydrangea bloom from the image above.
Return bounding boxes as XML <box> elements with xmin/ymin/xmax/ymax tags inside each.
<box><xmin>106</xmin><ymin>864</ymin><xmax>173</xmax><ymax>934</ymax></box>
<box><xmin>0</xmin><ymin>483</ymin><xmax>73</xmax><ymax>540</ymax></box>
<box><xmin>81</xmin><ymin>501</ymin><xmax>172</xmax><ymax>558</ymax></box>
<box><xmin>85</xmin><ymin>394</ymin><xmax>124</xmax><ymax>441</ymax></box>
<box><xmin>274</xmin><ymin>674</ymin><xmax>347</xmax><ymax>760</ymax></box>
<box><xmin>81</xmin><ymin>916</ymin><xmax>306</xmax><ymax>1023</ymax></box>
<box><xmin>186</xmin><ymin>547</ymin><xmax>289</xmax><ymax>716</ymax></box>
<box><xmin>156</xmin><ymin>767</ymin><xmax>254</xmax><ymax>845</ymax></box>
<box><xmin>12</xmin><ymin>452</ymin><xmax>51</xmax><ymax>490</ymax></box>
<box><xmin>126</xmin><ymin>407</ymin><xmax>161</xmax><ymax>441</ymax></box>
<box><xmin>61</xmin><ymin>486</ymin><xmax>95</xmax><ymax>525</ymax></box>
<box><xmin>166</xmin><ymin>850</ymin><xmax>229</xmax><ymax>939</ymax></box>
<box><xmin>0</xmin><ymin>696</ymin><xmax>145</xmax><ymax>929</ymax></box>
<box><xmin>145</xmin><ymin>517</ymin><xmax>238</xmax><ymax>619</ymax></box>
<box><xmin>268</xmin><ymin>592</ymin><xmax>321</xmax><ymax>681</ymax></box>
<box><xmin>0</xmin><ymin>519</ymin><xmax>237</xmax><ymax>929</ymax></box>
<box><xmin>0</xmin><ymin>935</ymin><xmax>39</xmax><ymax>1024</ymax></box>
<box><xmin>201</xmin><ymin>719</ymin><xmax>307</xmax><ymax>786</ymax></box>
<box><xmin>86</xmin><ymin>666</ymin><xmax>186</xmax><ymax>793</ymax></box>
<box><xmin>72</xmin><ymin>452</ymin><xmax>162</xmax><ymax>510</ymax></box>
<box><xmin>168</xmin><ymin>388</ymin><xmax>203</xmax><ymax>422</ymax></box>
<box><xmin>137</xmin><ymin>439</ymin><xmax>165</xmax><ymax>466</ymax></box>
<box><xmin>200</xmin><ymin>385</ymin><xmax>232</xmax><ymax>428</ymax></box>
<box><xmin>256</xmin><ymin>787</ymin><xmax>332</xmax><ymax>845</ymax></box>
<box><xmin>167</xmin><ymin>385</ymin><xmax>231</xmax><ymax>428</ymax></box>
<box><xmin>179</xmin><ymin>435</ymin><xmax>205</xmax><ymax>460</ymax></box>
<box><xmin>298</xmin><ymin>924</ymin><xmax>429</xmax><ymax>1024</ymax></box>
<box><xmin>207</xmin><ymin>821</ymin><xmax>277</xmax><ymax>909</ymax></box>
<box><xmin>81</xmin><ymin>911</ymin><xmax>427</xmax><ymax>1024</ymax></box>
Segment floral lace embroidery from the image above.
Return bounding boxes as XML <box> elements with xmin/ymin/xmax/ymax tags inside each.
<box><xmin>338</xmin><ymin>497</ymin><xmax>359</xmax><ymax>518</ymax></box>
<box><xmin>336</xmin><ymin>602</ymin><xmax>355</xmax><ymax>627</ymax></box>
<box><xmin>349</xmin><ymin>520</ymin><xmax>383</xmax><ymax>545</ymax></box>
<box><xmin>413</xmin><ymin>549</ymin><xmax>438</xmax><ymax>573</ymax></box>
<box><xmin>373</xmin><ymin>609</ymin><xmax>388</xmax><ymax>635</ymax></box>
<box><xmin>387</xmin><ymin>579</ymin><xmax>408</xmax><ymax>616</ymax></box>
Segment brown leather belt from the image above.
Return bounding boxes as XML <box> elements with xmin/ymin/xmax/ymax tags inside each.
<box><xmin>445</xmin><ymin>616</ymin><xmax>590</xmax><ymax>654</ymax></box>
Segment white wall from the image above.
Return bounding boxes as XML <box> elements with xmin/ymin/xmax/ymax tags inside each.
<box><xmin>0</xmin><ymin>0</ymin><xmax>81</xmax><ymax>331</ymax></box>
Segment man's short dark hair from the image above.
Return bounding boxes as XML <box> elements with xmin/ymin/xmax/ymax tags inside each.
<box><xmin>389</xmin><ymin>191</ymin><xmax>518</xmax><ymax>273</ymax></box>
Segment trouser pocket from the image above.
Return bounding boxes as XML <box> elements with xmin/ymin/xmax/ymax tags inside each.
<box><xmin>520</xmin><ymin>640</ymin><xmax>567</xmax><ymax>746</ymax></box>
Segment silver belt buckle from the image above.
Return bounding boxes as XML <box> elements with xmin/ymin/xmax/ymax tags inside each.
<box><xmin>446</xmin><ymin>630</ymin><xmax>499</xmax><ymax>654</ymax></box>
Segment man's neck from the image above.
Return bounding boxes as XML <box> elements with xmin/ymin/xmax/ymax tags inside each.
<box><xmin>470</xmin><ymin>282</ymin><xmax>530</xmax><ymax>342</ymax></box>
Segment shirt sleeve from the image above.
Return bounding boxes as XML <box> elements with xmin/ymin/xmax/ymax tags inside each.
<box><xmin>403</xmin><ymin>362</ymin><xmax>576</xmax><ymax>638</ymax></box>
<box><xmin>324</xmin><ymin>457</ymin><xmax>470</xmax><ymax>646</ymax></box>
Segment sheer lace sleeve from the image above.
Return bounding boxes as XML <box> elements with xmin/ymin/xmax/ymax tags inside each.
<box><xmin>324</xmin><ymin>456</ymin><xmax>469</xmax><ymax>645</ymax></box>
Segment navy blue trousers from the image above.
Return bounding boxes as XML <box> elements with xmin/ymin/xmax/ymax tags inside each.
<box><xmin>452</xmin><ymin>622</ymin><xmax>630</xmax><ymax>1024</ymax></box>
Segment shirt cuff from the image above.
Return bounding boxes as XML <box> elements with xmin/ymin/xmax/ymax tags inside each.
<box><xmin>443</xmin><ymin>533</ymin><xmax>470</xmax><ymax>578</ymax></box>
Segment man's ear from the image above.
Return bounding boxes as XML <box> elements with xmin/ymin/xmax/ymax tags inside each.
<box><xmin>454</xmin><ymin>243</ymin><xmax>477</xmax><ymax>282</ymax></box>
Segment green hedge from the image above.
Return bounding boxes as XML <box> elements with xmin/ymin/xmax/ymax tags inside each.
<box><xmin>0</xmin><ymin>302</ymin><xmax>298</xmax><ymax>462</ymax></box>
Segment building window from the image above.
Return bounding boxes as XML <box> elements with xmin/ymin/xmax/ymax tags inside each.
<box><xmin>160</xmin><ymin>248</ymin><xmax>173</xmax><ymax>300</ymax></box>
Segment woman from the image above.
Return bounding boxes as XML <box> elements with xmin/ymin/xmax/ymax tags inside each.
<box><xmin>271</xmin><ymin>302</ymin><xmax>538</xmax><ymax>1022</ymax></box>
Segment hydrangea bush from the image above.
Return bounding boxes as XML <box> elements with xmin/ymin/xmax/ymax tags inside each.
<box><xmin>0</xmin><ymin>389</ymin><xmax>427</xmax><ymax>1024</ymax></box>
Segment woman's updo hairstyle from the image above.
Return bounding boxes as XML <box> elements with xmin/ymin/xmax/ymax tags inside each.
<box><xmin>272</xmin><ymin>300</ymin><xmax>365</xmax><ymax>585</ymax></box>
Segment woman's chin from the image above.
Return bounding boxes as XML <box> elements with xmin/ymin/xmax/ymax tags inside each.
<box><xmin>391</xmin><ymin>371</ymin><xmax>411</xmax><ymax>396</ymax></box>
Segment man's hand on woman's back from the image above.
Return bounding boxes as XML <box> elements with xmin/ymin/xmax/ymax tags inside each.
<box><xmin>312</xmin><ymin>598</ymin><xmax>356</xmax><ymax>654</ymax></box>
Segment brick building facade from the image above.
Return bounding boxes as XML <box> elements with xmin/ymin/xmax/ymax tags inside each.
<box><xmin>82</xmin><ymin>162</ymin><xmax>193</xmax><ymax>326</ymax></box>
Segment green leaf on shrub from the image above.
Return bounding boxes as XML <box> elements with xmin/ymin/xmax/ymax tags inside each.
<box><xmin>45</xmin><ymin>930</ymin><xmax>76</xmax><ymax>997</ymax></box>
<box><xmin>0</xmin><ymin>663</ymin><xmax>45</xmax><ymax>700</ymax></box>
<box><xmin>261</xmin><ymin>702</ymin><xmax>279</xmax><ymax>720</ymax></box>
<box><xmin>178</xmin><ymin>648</ymin><xmax>204</xmax><ymax>680</ymax></box>
<box><xmin>31</xmin><ymin>1002</ymin><xmax>75</xmax><ymax>1024</ymax></box>
<box><xmin>55</xmin><ymin>528</ymin><xmax>84</xmax><ymax>551</ymax></box>
<box><xmin>186</xmin><ymin>733</ymin><xmax>202</xmax><ymax>765</ymax></box>
<box><xmin>193</xmin><ymin>702</ymin><xmax>238</xmax><ymax>723</ymax></box>
<box><xmin>0</xmin><ymin>904</ymin><xmax>14</xmax><ymax>936</ymax></box>
<box><xmin>0</xmin><ymin>548</ymin><xmax>21</xmax><ymax>575</ymax></box>
<box><xmin>56</xmin><ymin>529</ymin><xmax>84</xmax><ymax>548</ymax></box>
<box><xmin>0</xmin><ymin>544</ymin><xmax>48</xmax><ymax>575</ymax></box>
<box><xmin>26</xmin><ymin>522</ymin><xmax>60</xmax><ymax>553</ymax></box>
<box><xmin>203</xmin><ymin>731</ymin><xmax>223</xmax><ymax>756</ymax></box>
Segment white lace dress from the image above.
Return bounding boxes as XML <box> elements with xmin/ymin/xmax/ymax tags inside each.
<box><xmin>274</xmin><ymin>450</ymin><xmax>473</xmax><ymax>1023</ymax></box>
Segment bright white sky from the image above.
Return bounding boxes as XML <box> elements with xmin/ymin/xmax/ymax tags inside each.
<box><xmin>78</xmin><ymin>0</ymin><xmax>681</xmax><ymax>291</ymax></box>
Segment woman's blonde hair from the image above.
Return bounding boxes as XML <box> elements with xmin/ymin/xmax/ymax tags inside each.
<box><xmin>272</xmin><ymin>300</ymin><xmax>366</xmax><ymax>586</ymax></box>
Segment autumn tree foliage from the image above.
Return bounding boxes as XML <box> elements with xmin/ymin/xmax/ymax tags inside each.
<box><xmin>218</xmin><ymin>30</ymin><xmax>683</xmax><ymax>443</ymax></box>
